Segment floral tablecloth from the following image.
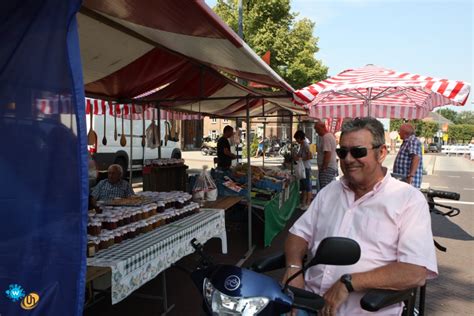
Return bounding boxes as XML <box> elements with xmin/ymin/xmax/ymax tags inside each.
<box><xmin>87</xmin><ymin>209</ymin><xmax>226</xmax><ymax>304</ymax></box>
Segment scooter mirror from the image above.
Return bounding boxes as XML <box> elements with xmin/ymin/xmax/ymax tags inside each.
<box><xmin>284</xmin><ymin>237</ymin><xmax>360</xmax><ymax>290</ymax></box>
<box><xmin>308</xmin><ymin>237</ymin><xmax>361</xmax><ymax>266</ymax></box>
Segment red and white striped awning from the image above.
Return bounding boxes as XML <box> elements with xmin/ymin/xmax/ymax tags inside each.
<box><xmin>83</xmin><ymin>99</ymin><xmax>201</xmax><ymax>121</ymax></box>
<box><xmin>78</xmin><ymin>0</ymin><xmax>297</xmax><ymax>117</ymax></box>
<box><xmin>293</xmin><ymin>65</ymin><xmax>471</xmax><ymax>119</ymax></box>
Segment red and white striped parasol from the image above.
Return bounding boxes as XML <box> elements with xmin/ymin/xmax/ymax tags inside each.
<box><xmin>293</xmin><ymin>65</ymin><xmax>470</xmax><ymax>119</ymax></box>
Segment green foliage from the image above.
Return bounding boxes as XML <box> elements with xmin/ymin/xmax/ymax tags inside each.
<box><xmin>436</xmin><ymin>108</ymin><xmax>458</xmax><ymax>123</ymax></box>
<box><xmin>447</xmin><ymin>124</ymin><xmax>474</xmax><ymax>143</ymax></box>
<box><xmin>418</xmin><ymin>121</ymin><xmax>439</xmax><ymax>139</ymax></box>
<box><xmin>213</xmin><ymin>0</ymin><xmax>328</xmax><ymax>88</ymax></box>
<box><xmin>456</xmin><ymin>111</ymin><xmax>474</xmax><ymax>125</ymax></box>
<box><xmin>389</xmin><ymin>119</ymin><xmax>404</xmax><ymax>132</ymax></box>
<box><xmin>241</xmin><ymin>135</ymin><xmax>260</xmax><ymax>158</ymax></box>
<box><xmin>250</xmin><ymin>134</ymin><xmax>259</xmax><ymax>156</ymax></box>
<box><xmin>436</xmin><ymin>109</ymin><xmax>474</xmax><ymax>125</ymax></box>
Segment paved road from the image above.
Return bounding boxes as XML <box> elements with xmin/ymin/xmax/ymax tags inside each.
<box><xmin>413</xmin><ymin>155</ymin><xmax>473</xmax><ymax>315</ymax></box>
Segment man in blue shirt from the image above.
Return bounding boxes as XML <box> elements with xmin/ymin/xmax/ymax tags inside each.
<box><xmin>393</xmin><ymin>124</ymin><xmax>423</xmax><ymax>188</ymax></box>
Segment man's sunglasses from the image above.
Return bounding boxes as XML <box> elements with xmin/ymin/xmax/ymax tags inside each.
<box><xmin>336</xmin><ymin>145</ymin><xmax>382</xmax><ymax>159</ymax></box>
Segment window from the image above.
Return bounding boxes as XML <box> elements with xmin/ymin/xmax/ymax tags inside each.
<box><xmin>211</xmin><ymin>118</ymin><xmax>217</xmax><ymax>124</ymax></box>
<box><xmin>211</xmin><ymin>130</ymin><xmax>217</xmax><ymax>140</ymax></box>
<box><xmin>223</xmin><ymin>119</ymin><xmax>229</xmax><ymax>123</ymax></box>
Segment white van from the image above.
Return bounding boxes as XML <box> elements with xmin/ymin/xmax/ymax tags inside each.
<box><xmin>86</xmin><ymin>113</ymin><xmax>181</xmax><ymax>173</ymax></box>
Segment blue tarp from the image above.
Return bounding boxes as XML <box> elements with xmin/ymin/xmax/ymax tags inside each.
<box><xmin>0</xmin><ymin>1</ymin><xmax>86</xmax><ymax>315</ymax></box>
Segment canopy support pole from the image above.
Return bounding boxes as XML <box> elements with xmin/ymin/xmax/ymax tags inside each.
<box><xmin>157</xmin><ymin>103</ymin><xmax>162</xmax><ymax>159</ymax></box>
<box><xmin>236</xmin><ymin>97</ymin><xmax>256</xmax><ymax>267</ymax></box>
<box><xmin>290</xmin><ymin>114</ymin><xmax>294</xmax><ymax>175</ymax></box>
<box><xmin>235</xmin><ymin>118</ymin><xmax>240</xmax><ymax>164</ymax></box>
<box><xmin>262</xmin><ymin>120</ymin><xmax>266</xmax><ymax>168</ymax></box>
<box><xmin>142</xmin><ymin>105</ymin><xmax>146</xmax><ymax>168</ymax></box>
<box><xmin>262</xmin><ymin>102</ymin><xmax>265</xmax><ymax>167</ymax></box>
<box><xmin>245</xmin><ymin>98</ymin><xmax>254</xmax><ymax>255</ymax></box>
<box><xmin>129</xmin><ymin>107</ymin><xmax>133</xmax><ymax>184</ymax></box>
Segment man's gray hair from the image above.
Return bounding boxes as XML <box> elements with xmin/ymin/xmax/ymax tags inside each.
<box><xmin>109</xmin><ymin>164</ymin><xmax>123</xmax><ymax>177</ymax></box>
<box><xmin>341</xmin><ymin>117</ymin><xmax>385</xmax><ymax>147</ymax></box>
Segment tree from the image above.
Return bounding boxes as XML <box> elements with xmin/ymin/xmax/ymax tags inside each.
<box><xmin>436</xmin><ymin>108</ymin><xmax>458</xmax><ymax>123</ymax></box>
<box><xmin>389</xmin><ymin>119</ymin><xmax>404</xmax><ymax>132</ymax></box>
<box><xmin>448</xmin><ymin>124</ymin><xmax>474</xmax><ymax>144</ymax></box>
<box><xmin>213</xmin><ymin>0</ymin><xmax>328</xmax><ymax>88</ymax></box>
<box><xmin>456</xmin><ymin>111</ymin><xmax>474</xmax><ymax>125</ymax></box>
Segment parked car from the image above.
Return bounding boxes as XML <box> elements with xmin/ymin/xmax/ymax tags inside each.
<box><xmin>428</xmin><ymin>143</ymin><xmax>441</xmax><ymax>153</ymax></box>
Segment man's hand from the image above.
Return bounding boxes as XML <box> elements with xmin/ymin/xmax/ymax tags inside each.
<box><xmin>282</xmin><ymin>268</ymin><xmax>305</xmax><ymax>316</ymax></box>
<box><xmin>320</xmin><ymin>280</ymin><xmax>349</xmax><ymax>316</ymax></box>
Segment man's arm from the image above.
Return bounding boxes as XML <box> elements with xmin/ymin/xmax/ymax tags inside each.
<box><xmin>353</xmin><ymin>262</ymin><xmax>427</xmax><ymax>291</ymax></box>
<box><xmin>322</xmin><ymin>262</ymin><xmax>427</xmax><ymax>315</ymax></box>
<box><xmin>282</xmin><ymin>233</ymin><xmax>308</xmax><ymax>289</ymax></box>
<box><xmin>321</xmin><ymin>151</ymin><xmax>332</xmax><ymax>170</ymax></box>
<box><xmin>223</xmin><ymin>147</ymin><xmax>237</xmax><ymax>159</ymax></box>
<box><xmin>406</xmin><ymin>154</ymin><xmax>421</xmax><ymax>184</ymax></box>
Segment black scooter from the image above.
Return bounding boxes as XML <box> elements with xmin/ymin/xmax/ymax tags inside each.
<box><xmin>190</xmin><ymin>237</ymin><xmax>360</xmax><ymax>315</ymax></box>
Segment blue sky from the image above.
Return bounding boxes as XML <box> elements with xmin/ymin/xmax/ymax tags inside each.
<box><xmin>206</xmin><ymin>0</ymin><xmax>473</xmax><ymax>111</ymax></box>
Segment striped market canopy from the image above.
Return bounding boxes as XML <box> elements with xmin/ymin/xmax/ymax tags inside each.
<box><xmin>77</xmin><ymin>0</ymin><xmax>297</xmax><ymax>118</ymax></box>
<box><xmin>293</xmin><ymin>65</ymin><xmax>471</xmax><ymax>119</ymax></box>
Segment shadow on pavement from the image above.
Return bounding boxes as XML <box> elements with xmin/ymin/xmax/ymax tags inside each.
<box><xmin>431</xmin><ymin>213</ymin><xmax>473</xmax><ymax>241</ymax></box>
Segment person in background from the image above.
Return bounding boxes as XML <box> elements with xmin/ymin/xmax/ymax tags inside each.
<box><xmin>255</xmin><ymin>137</ymin><xmax>265</xmax><ymax>158</ymax></box>
<box><xmin>90</xmin><ymin>164</ymin><xmax>134</xmax><ymax>207</ymax></box>
<box><xmin>294</xmin><ymin>130</ymin><xmax>313</xmax><ymax>210</ymax></box>
<box><xmin>217</xmin><ymin>125</ymin><xmax>237</xmax><ymax>170</ymax></box>
<box><xmin>314</xmin><ymin>120</ymin><xmax>338</xmax><ymax>189</ymax></box>
<box><xmin>393</xmin><ymin>123</ymin><xmax>423</xmax><ymax>188</ymax></box>
<box><xmin>284</xmin><ymin>117</ymin><xmax>437</xmax><ymax>315</ymax></box>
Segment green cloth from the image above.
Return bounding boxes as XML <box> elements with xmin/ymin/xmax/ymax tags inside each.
<box><xmin>251</xmin><ymin>181</ymin><xmax>300</xmax><ymax>247</ymax></box>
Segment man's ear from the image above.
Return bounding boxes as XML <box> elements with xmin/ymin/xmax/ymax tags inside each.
<box><xmin>378</xmin><ymin>144</ymin><xmax>388</xmax><ymax>163</ymax></box>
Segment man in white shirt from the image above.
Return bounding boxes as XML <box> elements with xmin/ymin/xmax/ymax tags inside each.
<box><xmin>315</xmin><ymin>120</ymin><xmax>338</xmax><ymax>189</ymax></box>
<box><xmin>284</xmin><ymin>117</ymin><xmax>437</xmax><ymax>315</ymax></box>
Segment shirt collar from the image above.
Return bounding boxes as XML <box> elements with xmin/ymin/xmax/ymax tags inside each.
<box><xmin>340</xmin><ymin>167</ymin><xmax>391</xmax><ymax>194</ymax></box>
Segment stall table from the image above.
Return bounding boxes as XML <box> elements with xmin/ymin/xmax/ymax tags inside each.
<box><xmin>87</xmin><ymin>209</ymin><xmax>226</xmax><ymax>304</ymax></box>
<box><xmin>247</xmin><ymin>181</ymin><xmax>300</xmax><ymax>247</ymax></box>
<box><xmin>203</xmin><ymin>196</ymin><xmax>243</xmax><ymax>211</ymax></box>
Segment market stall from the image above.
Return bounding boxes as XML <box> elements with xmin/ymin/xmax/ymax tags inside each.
<box><xmin>210</xmin><ymin>163</ymin><xmax>300</xmax><ymax>247</ymax></box>
<box><xmin>86</xmin><ymin>192</ymin><xmax>227</xmax><ymax>305</ymax></box>
<box><xmin>250</xmin><ymin>181</ymin><xmax>300</xmax><ymax>247</ymax></box>
<box><xmin>1</xmin><ymin>2</ymin><xmax>303</xmax><ymax>315</ymax></box>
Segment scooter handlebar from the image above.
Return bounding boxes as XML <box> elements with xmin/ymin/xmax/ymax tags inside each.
<box><xmin>360</xmin><ymin>288</ymin><xmax>416</xmax><ymax>312</ymax></box>
<box><xmin>288</xmin><ymin>286</ymin><xmax>325</xmax><ymax>313</ymax></box>
<box><xmin>424</xmin><ymin>189</ymin><xmax>460</xmax><ymax>200</ymax></box>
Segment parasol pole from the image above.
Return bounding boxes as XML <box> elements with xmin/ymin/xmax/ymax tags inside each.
<box><xmin>367</xmin><ymin>87</ymin><xmax>373</xmax><ymax>117</ymax></box>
